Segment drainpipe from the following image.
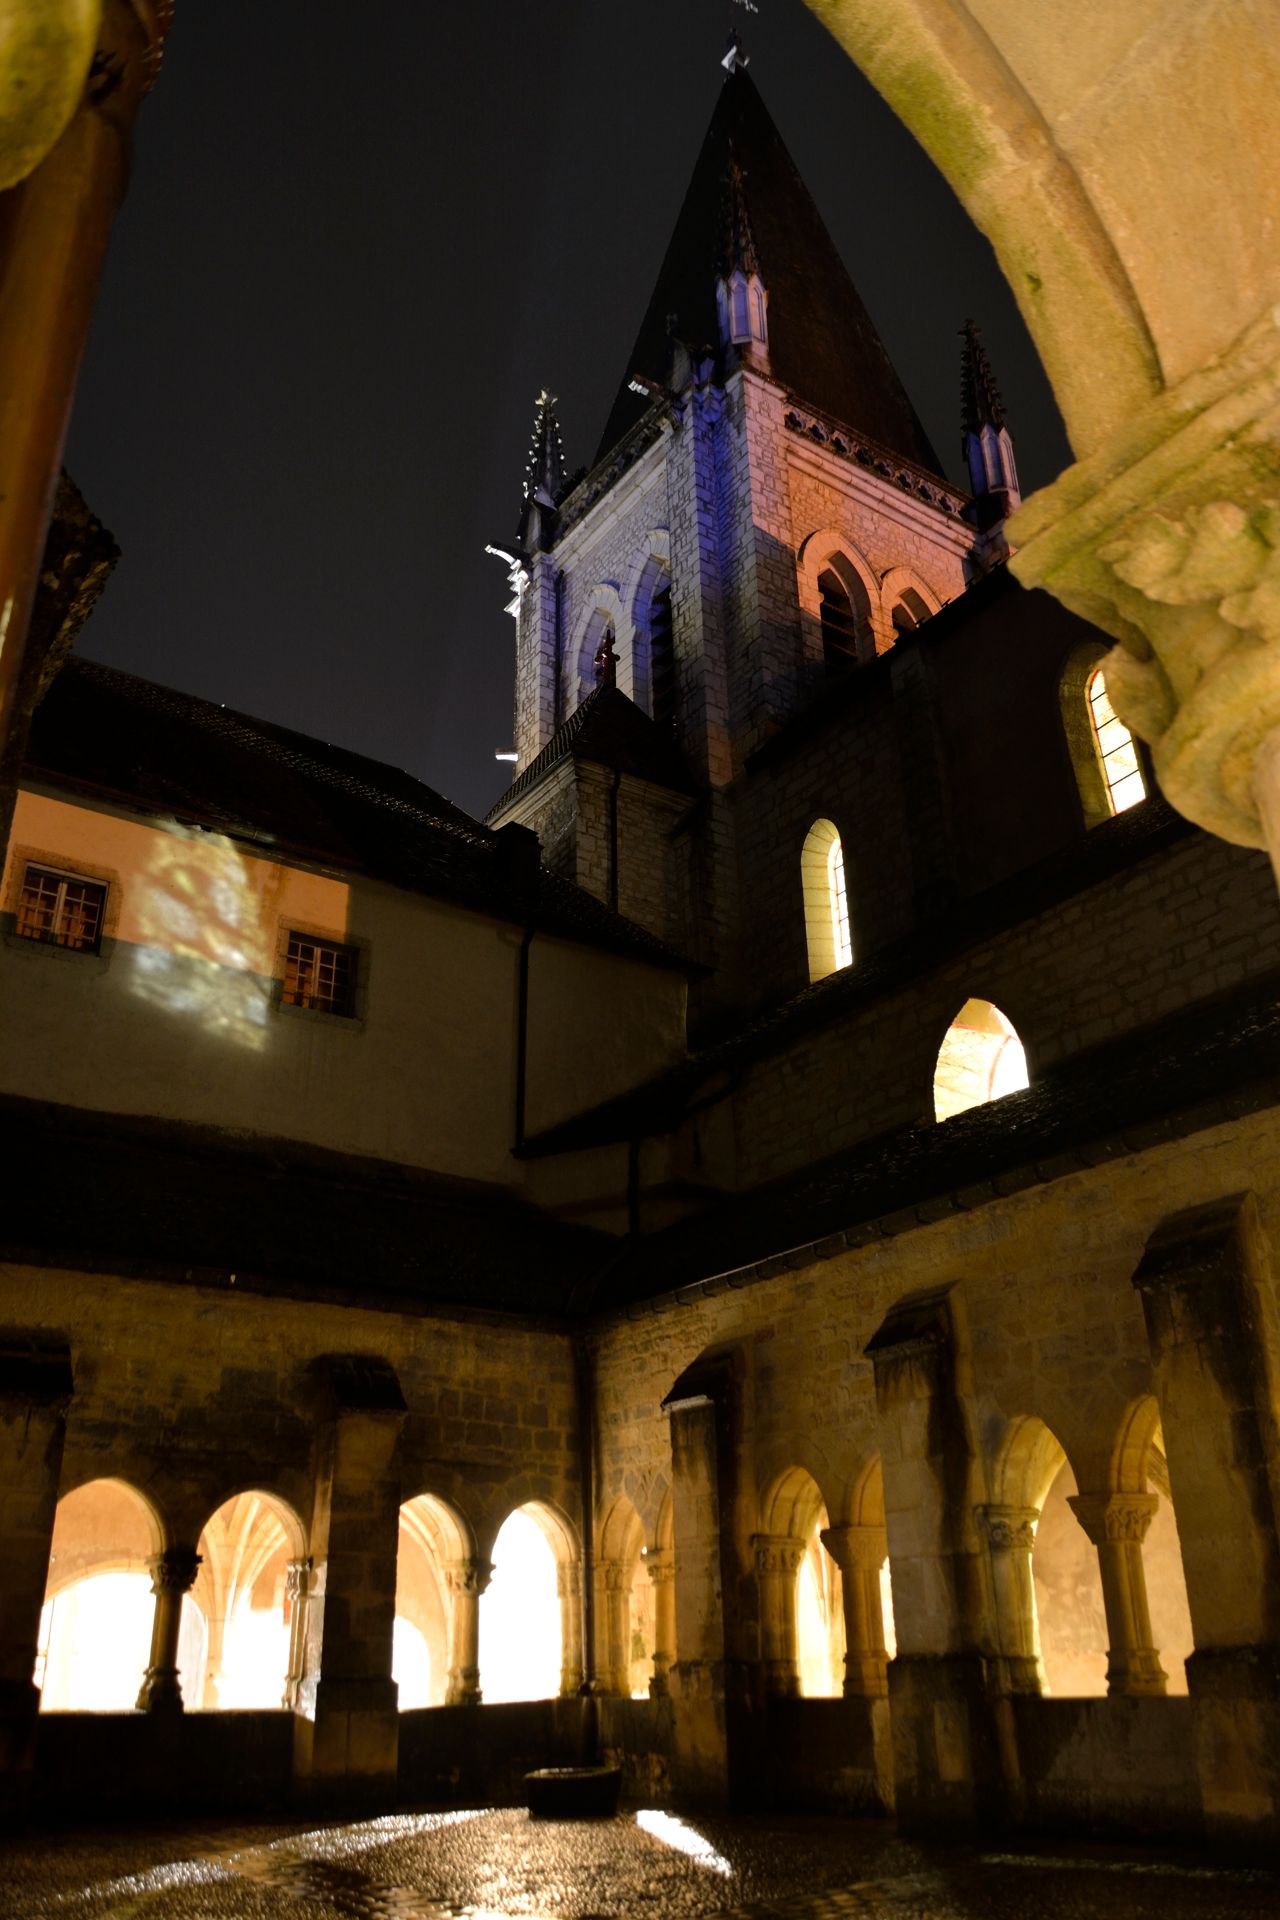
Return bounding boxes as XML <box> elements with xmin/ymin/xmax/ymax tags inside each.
<box><xmin>497</xmin><ymin>823</ymin><xmax>542</xmax><ymax>1153</ymax></box>
<box><xmin>607</xmin><ymin>766</ymin><xmax>622</xmax><ymax>915</ymax></box>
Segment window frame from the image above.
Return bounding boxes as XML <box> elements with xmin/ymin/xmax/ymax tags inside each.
<box><xmin>3</xmin><ymin>844</ymin><xmax>119</xmax><ymax>967</ymax></box>
<box><xmin>274</xmin><ymin>921</ymin><xmax>365</xmax><ymax>1025</ymax></box>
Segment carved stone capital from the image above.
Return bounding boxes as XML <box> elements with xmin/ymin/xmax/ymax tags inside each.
<box><xmin>819</xmin><ymin>1524</ymin><xmax>888</xmax><ymax>1574</ymax></box>
<box><xmin>445</xmin><ymin>1557</ymin><xmax>493</xmax><ymax>1598</ymax></box>
<box><xmin>644</xmin><ymin>1548</ymin><xmax>674</xmax><ymax>1588</ymax></box>
<box><xmin>1011</xmin><ymin>303</ymin><xmax>1280</xmax><ymax>854</ymax></box>
<box><xmin>599</xmin><ymin>1558</ymin><xmax>630</xmax><ymax>1595</ymax></box>
<box><xmin>285</xmin><ymin>1557</ymin><xmax>313</xmax><ymax>1601</ymax></box>
<box><xmin>1068</xmin><ymin>1492</ymin><xmax>1159</xmax><ymax>1546</ymax></box>
<box><xmin>977</xmin><ymin>1505</ymin><xmax>1040</xmax><ymax>1553</ymax></box>
<box><xmin>148</xmin><ymin>1546</ymin><xmax>200</xmax><ymax>1595</ymax></box>
<box><xmin>752</xmin><ymin>1534</ymin><xmax>805</xmax><ymax>1578</ymax></box>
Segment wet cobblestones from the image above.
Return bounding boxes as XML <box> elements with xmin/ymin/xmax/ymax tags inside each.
<box><xmin>1</xmin><ymin>1810</ymin><xmax>1277</xmax><ymax>1920</ymax></box>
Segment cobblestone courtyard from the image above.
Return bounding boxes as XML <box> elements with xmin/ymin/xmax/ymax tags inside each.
<box><xmin>2</xmin><ymin>1809</ymin><xmax>1277</xmax><ymax>1920</ymax></box>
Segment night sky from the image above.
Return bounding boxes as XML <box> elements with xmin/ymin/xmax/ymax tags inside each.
<box><xmin>66</xmin><ymin>0</ymin><xmax>1071</xmax><ymax>822</ymax></box>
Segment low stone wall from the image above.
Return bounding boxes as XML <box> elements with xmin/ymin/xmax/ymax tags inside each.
<box><xmin>735</xmin><ymin>1697</ymin><xmax>893</xmax><ymax>1816</ymax></box>
<box><xmin>397</xmin><ymin>1700</ymin><xmax>593</xmax><ymax>1807</ymax></box>
<box><xmin>34</xmin><ymin>1711</ymin><xmax>294</xmax><ymax>1818</ymax></box>
<box><xmin>1012</xmin><ymin>1696</ymin><xmax>1201</xmax><ymax>1838</ymax></box>
<box><xmin>598</xmin><ymin>1696</ymin><xmax>676</xmax><ymax>1805</ymax></box>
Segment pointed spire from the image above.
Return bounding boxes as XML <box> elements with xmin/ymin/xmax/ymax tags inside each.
<box><xmin>722</xmin><ymin>25</ymin><xmax>751</xmax><ymax>75</ymax></box>
<box><xmin>523</xmin><ymin>389</ymin><xmax>566</xmax><ymax>507</ymax></box>
<box><xmin>960</xmin><ymin>319</ymin><xmax>1005</xmax><ymax>436</ymax></box>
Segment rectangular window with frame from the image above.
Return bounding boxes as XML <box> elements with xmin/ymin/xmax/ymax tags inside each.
<box><xmin>16</xmin><ymin>864</ymin><xmax>107</xmax><ymax>953</ymax></box>
<box><xmin>282</xmin><ymin>931</ymin><xmax>356</xmax><ymax>1017</ymax></box>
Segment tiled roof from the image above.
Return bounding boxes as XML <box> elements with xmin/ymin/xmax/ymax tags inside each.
<box><xmin>23</xmin><ymin>659</ymin><xmax>688</xmax><ymax>970</ymax></box>
<box><xmin>596</xmin><ymin>68</ymin><xmax>942</xmax><ymax>475</ymax></box>
<box><xmin>486</xmin><ymin>685</ymin><xmax>695</xmax><ymax>820</ymax></box>
<box><xmin>591</xmin><ymin>968</ymin><xmax>1280</xmax><ymax>1309</ymax></box>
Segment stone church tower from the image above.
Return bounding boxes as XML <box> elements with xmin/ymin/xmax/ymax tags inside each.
<box><xmin>489</xmin><ymin>51</ymin><xmax>1013</xmax><ymax>1020</ymax></box>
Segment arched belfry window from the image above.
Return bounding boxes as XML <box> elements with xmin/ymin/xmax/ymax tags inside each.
<box><xmin>890</xmin><ymin>588</ymin><xmax>931</xmax><ymax>636</ymax></box>
<box><xmin>933</xmin><ymin>998</ymin><xmax>1028</xmax><ymax>1121</ymax></box>
<box><xmin>650</xmin><ymin>575</ymin><xmax>675</xmax><ymax>731</ymax></box>
<box><xmin>802</xmin><ymin>819</ymin><xmax>852</xmax><ymax>982</ymax></box>
<box><xmin>819</xmin><ymin>569</ymin><xmax>871</xmax><ymax>676</ymax></box>
<box><xmin>1087</xmin><ymin>668</ymin><xmax>1146</xmax><ymax>816</ymax></box>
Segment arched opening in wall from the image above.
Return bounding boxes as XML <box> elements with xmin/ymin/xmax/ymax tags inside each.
<box><xmin>761</xmin><ymin>1467</ymin><xmax>843</xmax><ymax>1699</ymax></box>
<box><xmin>890</xmin><ymin>588</ymin><xmax>932</xmax><ymax>636</ymax></box>
<box><xmin>37</xmin><ymin>1479</ymin><xmax>162</xmax><ymax>1711</ymax></box>
<box><xmin>1115</xmin><ymin>1398</ymin><xmax>1194</xmax><ymax>1696</ymax></box>
<box><xmin>1034</xmin><ymin>1453</ymin><xmax>1109</xmax><ymax>1696</ymax></box>
<box><xmin>481</xmin><ymin>1504</ymin><xmax>567</xmax><ymax>1703</ymax></box>
<box><xmin>395</xmin><ymin>1492</ymin><xmax>471</xmax><ymax>1710</ymax></box>
<box><xmin>192</xmin><ymin>1492</ymin><xmax>303</xmax><ymax>1710</ymax></box>
<box><xmin>800</xmin><ymin>818</ymin><xmax>852</xmax><ymax>983</ymax></box>
<box><xmin>633</xmin><ymin>556</ymin><xmax>675</xmax><ymax>730</ymax></box>
<box><xmin>578</xmin><ymin>606</ymin><xmax>622</xmax><ymax>706</ymax></box>
<box><xmin>933</xmin><ymin>997</ymin><xmax>1028</xmax><ymax>1121</ymax></box>
<box><xmin>818</xmin><ymin>566</ymin><xmax>872</xmax><ymax>676</ymax></box>
<box><xmin>599</xmin><ymin>1495</ymin><xmax>653</xmax><ymax>1699</ymax></box>
<box><xmin>1088</xmin><ymin>668</ymin><xmax>1146</xmax><ymax>816</ymax></box>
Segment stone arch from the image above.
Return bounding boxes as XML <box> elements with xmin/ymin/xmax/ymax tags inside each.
<box><xmin>598</xmin><ymin>1493</ymin><xmax>651</xmax><ymax>1697</ymax></box>
<box><xmin>880</xmin><ymin>566</ymin><xmax>941</xmax><ymax>638</ymax></box>
<box><xmin>933</xmin><ymin>995</ymin><xmax>1030</xmax><ymax>1122</ymax></box>
<box><xmin>38</xmin><ymin>1477</ymin><xmax>165</xmax><ymax>1713</ymax></box>
<box><xmin>1106</xmin><ymin>1395</ymin><xmax>1194</xmax><ymax>1694</ymax></box>
<box><xmin>801</xmin><ymin>816</ymin><xmax>853</xmax><ymax>983</ymax></box>
<box><xmin>571</xmin><ymin>582</ymin><xmax>627</xmax><ymax>707</ymax></box>
<box><xmin>796</xmin><ymin>527</ymin><xmax>879</xmax><ymax>672</ymax></box>
<box><xmin>191</xmin><ymin>1488</ymin><xmax>306</xmax><ymax>1711</ymax></box>
<box><xmin>756</xmin><ymin>1464</ymin><xmax>843</xmax><ymax>1698</ymax></box>
<box><xmin>624</xmin><ymin>531</ymin><xmax>673</xmax><ymax>720</ymax></box>
<box><xmin>482</xmin><ymin>1497</ymin><xmax>580</xmax><ymax>1703</ymax></box>
<box><xmin>396</xmin><ymin>1490</ymin><xmax>476</xmax><ymax>1709</ymax></box>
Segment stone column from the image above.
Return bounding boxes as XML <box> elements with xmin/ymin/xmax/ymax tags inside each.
<box><xmin>556</xmin><ymin>1560</ymin><xmax>584</xmax><ymax>1697</ymax></box>
<box><xmin>1067</xmin><ymin>1494</ymin><xmax>1166</xmax><ymax>1697</ymax></box>
<box><xmin>978</xmin><ymin>1506</ymin><xmax>1044</xmax><ymax>1695</ymax></box>
<box><xmin>865</xmin><ymin>1285</ymin><xmax>1005</xmax><ymax>1831</ymax></box>
<box><xmin>663</xmin><ymin>1368</ymin><xmax>733</xmax><ymax>1804</ymax></box>
<box><xmin>281</xmin><ymin>1558</ymin><xmax>313</xmax><ymax>1711</ymax></box>
<box><xmin>136</xmin><ymin>1546</ymin><xmax>201</xmax><ymax>1712</ymax></box>
<box><xmin>0</xmin><ymin>1335</ymin><xmax>73</xmax><ymax>1815</ymax></box>
<box><xmin>821</xmin><ymin>1524</ymin><xmax>889</xmax><ymax>1698</ymax></box>
<box><xmin>646</xmin><ymin>1548</ymin><xmax>674</xmax><ymax>1698</ymax></box>
<box><xmin>442</xmin><ymin>1558</ymin><xmax>491</xmax><ymax>1706</ymax></box>
<box><xmin>752</xmin><ymin>1535</ymin><xmax>803</xmax><ymax>1698</ymax></box>
<box><xmin>1132</xmin><ymin>1197</ymin><xmax>1280</xmax><ymax>1840</ymax></box>
<box><xmin>597</xmin><ymin>1558</ymin><xmax>631</xmax><ymax>1698</ymax></box>
<box><xmin>294</xmin><ymin>1356</ymin><xmax>406</xmax><ymax>1806</ymax></box>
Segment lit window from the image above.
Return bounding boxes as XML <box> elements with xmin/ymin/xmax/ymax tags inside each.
<box><xmin>934</xmin><ymin>998</ymin><xmax>1028</xmax><ymax>1122</ymax></box>
<box><xmin>283</xmin><ymin>933</ymin><xmax>356</xmax><ymax>1016</ymax></box>
<box><xmin>16</xmin><ymin>865</ymin><xmax>105</xmax><ymax>952</ymax></box>
<box><xmin>1088</xmin><ymin>669</ymin><xmax>1146</xmax><ymax>815</ymax></box>
<box><xmin>802</xmin><ymin>818</ymin><xmax>852</xmax><ymax>982</ymax></box>
<box><xmin>827</xmin><ymin>835</ymin><xmax>852</xmax><ymax>971</ymax></box>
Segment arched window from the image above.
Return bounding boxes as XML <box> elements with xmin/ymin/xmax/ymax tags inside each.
<box><xmin>890</xmin><ymin>588</ymin><xmax>931</xmax><ymax>636</ymax></box>
<box><xmin>818</xmin><ymin>569</ymin><xmax>865</xmax><ymax>675</ymax></box>
<box><xmin>801</xmin><ymin>819</ymin><xmax>853</xmax><ymax>982</ymax></box>
<box><xmin>1087</xmin><ymin>668</ymin><xmax>1146</xmax><ymax>815</ymax></box>
<box><xmin>649</xmin><ymin>575</ymin><xmax>675</xmax><ymax>731</ymax></box>
<box><xmin>934</xmin><ymin>997</ymin><xmax>1028</xmax><ymax>1121</ymax></box>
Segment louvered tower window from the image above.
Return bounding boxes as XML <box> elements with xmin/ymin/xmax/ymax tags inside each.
<box><xmin>650</xmin><ymin>576</ymin><xmax>676</xmax><ymax>732</ymax></box>
<box><xmin>819</xmin><ymin>570</ymin><xmax>860</xmax><ymax>675</ymax></box>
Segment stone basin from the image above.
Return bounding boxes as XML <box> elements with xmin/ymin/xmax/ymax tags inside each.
<box><xmin>525</xmin><ymin>1764</ymin><xmax>623</xmax><ymax>1819</ymax></box>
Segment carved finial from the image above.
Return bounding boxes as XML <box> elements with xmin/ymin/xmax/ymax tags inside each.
<box><xmin>722</xmin><ymin>23</ymin><xmax>752</xmax><ymax>75</ymax></box>
<box><xmin>960</xmin><ymin>319</ymin><xmax>1006</xmax><ymax>437</ymax></box>
<box><xmin>717</xmin><ymin>144</ymin><xmax>760</xmax><ymax>279</ymax></box>
<box><xmin>594</xmin><ymin>630</ymin><xmax>618</xmax><ymax>688</ymax></box>
<box><xmin>523</xmin><ymin>388</ymin><xmax>566</xmax><ymax>507</ymax></box>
